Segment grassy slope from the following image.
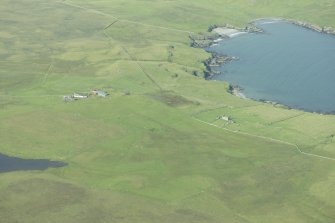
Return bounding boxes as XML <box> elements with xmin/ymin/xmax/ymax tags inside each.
<box><xmin>0</xmin><ymin>0</ymin><xmax>335</xmax><ymax>222</ymax></box>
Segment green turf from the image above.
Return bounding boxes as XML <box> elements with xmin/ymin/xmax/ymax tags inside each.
<box><xmin>1</xmin><ymin>0</ymin><xmax>335</xmax><ymax>222</ymax></box>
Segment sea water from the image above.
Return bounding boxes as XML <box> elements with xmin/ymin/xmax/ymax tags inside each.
<box><xmin>208</xmin><ymin>19</ymin><xmax>335</xmax><ymax>113</ymax></box>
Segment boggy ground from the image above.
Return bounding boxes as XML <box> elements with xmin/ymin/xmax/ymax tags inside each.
<box><xmin>0</xmin><ymin>0</ymin><xmax>335</xmax><ymax>222</ymax></box>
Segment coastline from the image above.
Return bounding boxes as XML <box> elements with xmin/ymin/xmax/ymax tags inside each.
<box><xmin>192</xmin><ymin>18</ymin><xmax>335</xmax><ymax>51</ymax></box>
<box><xmin>250</xmin><ymin>17</ymin><xmax>335</xmax><ymax>35</ymax></box>
<box><xmin>190</xmin><ymin>23</ymin><xmax>263</xmax><ymax>79</ymax></box>
<box><xmin>191</xmin><ymin>18</ymin><xmax>335</xmax><ymax>114</ymax></box>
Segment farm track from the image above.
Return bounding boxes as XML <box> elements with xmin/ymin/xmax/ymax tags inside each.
<box><xmin>102</xmin><ymin>29</ymin><xmax>163</xmax><ymax>91</ymax></box>
<box><xmin>59</xmin><ymin>0</ymin><xmax>205</xmax><ymax>92</ymax></box>
<box><xmin>59</xmin><ymin>0</ymin><xmax>194</xmax><ymax>34</ymax></box>
<box><xmin>193</xmin><ymin>117</ymin><xmax>335</xmax><ymax>161</ymax></box>
<box><xmin>268</xmin><ymin>112</ymin><xmax>305</xmax><ymax>125</ymax></box>
<box><xmin>58</xmin><ymin>0</ymin><xmax>335</xmax><ymax>163</ymax></box>
<box><xmin>120</xmin><ymin>46</ymin><xmax>163</xmax><ymax>91</ymax></box>
<box><xmin>41</xmin><ymin>63</ymin><xmax>53</xmax><ymax>85</ymax></box>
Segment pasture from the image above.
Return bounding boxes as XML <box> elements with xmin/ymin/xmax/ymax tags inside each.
<box><xmin>0</xmin><ymin>0</ymin><xmax>335</xmax><ymax>222</ymax></box>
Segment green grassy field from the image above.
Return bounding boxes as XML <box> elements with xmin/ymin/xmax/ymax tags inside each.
<box><xmin>1</xmin><ymin>0</ymin><xmax>335</xmax><ymax>222</ymax></box>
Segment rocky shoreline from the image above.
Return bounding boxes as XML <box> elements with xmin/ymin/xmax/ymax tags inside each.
<box><xmin>190</xmin><ymin>25</ymin><xmax>256</xmax><ymax>79</ymax></box>
<box><xmin>191</xmin><ymin>18</ymin><xmax>335</xmax><ymax>91</ymax></box>
<box><xmin>227</xmin><ymin>84</ymin><xmax>247</xmax><ymax>99</ymax></box>
<box><xmin>189</xmin><ymin>33</ymin><xmax>221</xmax><ymax>48</ymax></box>
<box><xmin>190</xmin><ymin>19</ymin><xmax>335</xmax><ymax>51</ymax></box>
<box><xmin>203</xmin><ymin>53</ymin><xmax>239</xmax><ymax>79</ymax></box>
<box><xmin>285</xmin><ymin>19</ymin><xmax>335</xmax><ymax>35</ymax></box>
<box><xmin>209</xmin><ymin>23</ymin><xmax>263</xmax><ymax>35</ymax></box>
<box><xmin>251</xmin><ymin>17</ymin><xmax>335</xmax><ymax>35</ymax></box>
<box><xmin>190</xmin><ymin>23</ymin><xmax>263</xmax><ymax>49</ymax></box>
<box><xmin>190</xmin><ymin>23</ymin><xmax>264</xmax><ymax>79</ymax></box>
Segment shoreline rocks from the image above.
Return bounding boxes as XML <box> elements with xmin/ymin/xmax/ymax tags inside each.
<box><xmin>203</xmin><ymin>53</ymin><xmax>239</xmax><ymax>79</ymax></box>
<box><xmin>208</xmin><ymin>23</ymin><xmax>263</xmax><ymax>34</ymax></box>
<box><xmin>205</xmin><ymin>53</ymin><xmax>239</xmax><ymax>67</ymax></box>
<box><xmin>190</xmin><ymin>18</ymin><xmax>335</xmax><ymax>101</ymax></box>
<box><xmin>285</xmin><ymin>19</ymin><xmax>335</xmax><ymax>35</ymax></box>
<box><xmin>190</xmin><ymin>23</ymin><xmax>263</xmax><ymax>49</ymax></box>
<box><xmin>228</xmin><ymin>84</ymin><xmax>247</xmax><ymax>99</ymax></box>
<box><xmin>189</xmin><ymin>32</ymin><xmax>222</xmax><ymax>48</ymax></box>
<box><xmin>189</xmin><ymin>23</ymin><xmax>263</xmax><ymax>78</ymax></box>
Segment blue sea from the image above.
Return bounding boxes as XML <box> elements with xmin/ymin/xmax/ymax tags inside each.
<box><xmin>208</xmin><ymin>19</ymin><xmax>335</xmax><ymax>114</ymax></box>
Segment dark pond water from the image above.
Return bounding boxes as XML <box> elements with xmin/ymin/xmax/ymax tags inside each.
<box><xmin>0</xmin><ymin>153</ymin><xmax>66</xmax><ymax>173</ymax></box>
<box><xmin>208</xmin><ymin>19</ymin><xmax>335</xmax><ymax>114</ymax></box>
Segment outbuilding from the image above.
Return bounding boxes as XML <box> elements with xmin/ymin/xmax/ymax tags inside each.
<box><xmin>73</xmin><ymin>93</ymin><xmax>88</xmax><ymax>99</ymax></box>
<box><xmin>91</xmin><ymin>90</ymin><xmax>109</xmax><ymax>97</ymax></box>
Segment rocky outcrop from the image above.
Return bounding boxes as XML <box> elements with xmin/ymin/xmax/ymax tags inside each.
<box><xmin>205</xmin><ymin>54</ymin><xmax>239</xmax><ymax>67</ymax></box>
<box><xmin>322</xmin><ymin>26</ymin><xmax>335</xmax><ymax>35</ymax></box>
<box><xmin>190</xmin><ymin>23</ymin><xmax>263</xmax><ymax>48</ymax></box>
<box><xmin>286</xmin><ymin>19</ymin><xmax>335</xmax><ymax>35</ymax></box>
<box><xmin>209</xmin><ymin>23</ymin><xmax>263</xmax><ymax>34</ymax></box>
<box><xmin>203</xmin><ymin>53</ymin><xmax>239</xmax><ymax>79</ymax></box>
<box><xmin>189</xmin><ymin>33</ymin><xmax>222</xmax><ymax>48</ymax></box>
<box><xmin>227</xmin><ymin>84</ymin><xmax>247</xmax><ymax>99</ymax></box>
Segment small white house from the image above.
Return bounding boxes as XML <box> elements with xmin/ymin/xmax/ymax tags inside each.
<box><xmin>218</xmin><ymin>115</ymin><xmax>232</xmax><ymax>122</ymax></box>
<box><xmin>221</xmin><ymin>116</ymin><xmax>230</xmax><ymax>121</ymax></box>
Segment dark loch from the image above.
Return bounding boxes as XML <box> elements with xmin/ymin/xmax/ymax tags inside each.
<box><xmin>0</xmin><ymin>153</ymin><xmax>66</xmax><ymax>173</ymax></box>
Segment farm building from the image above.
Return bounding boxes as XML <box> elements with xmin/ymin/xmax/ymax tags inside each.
<box><xmin>73</xmin><ymin>93</ymin><xmax>88</xmax><ymax>99</ymax></box>
<box><xmin>217</xmin><ymin>115</ymin><xmax>235</xmax><ymax>123</ymax></box>
<box><xmin>91</xmin><ymin>90</ymin><xmax>109</xmax><ymax>97</ymax></box>
<box><xmin>63</xmin><ymin>95</ymin><xmax>74</xmax><ymax>102</ymax></box>
<box><xmin>63</xmin><ymin>93</ymin><xmax>88</xmax><ymax>102</ymax></box>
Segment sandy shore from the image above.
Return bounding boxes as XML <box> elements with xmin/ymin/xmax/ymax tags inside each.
<box><xmin>212</xmin><ymin>27</ymin><xmax>247</xmax><ymax>38</ymax></box>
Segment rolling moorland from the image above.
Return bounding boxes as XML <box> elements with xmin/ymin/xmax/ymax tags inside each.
<box><xmin>1</xmin><ymin>0</ymin><xmax>335</xmax><ymax>222</ymax></box>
